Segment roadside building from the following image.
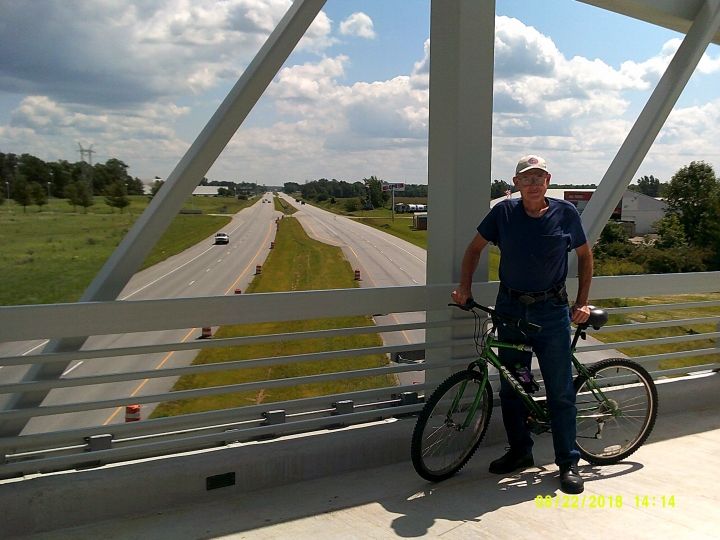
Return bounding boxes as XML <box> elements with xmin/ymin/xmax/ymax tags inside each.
<box><xmin>192</xmin><ymin>186</ymin><xmax>221</xmax><ymax>196</ymax></box>
<box><xmin>491</xmin><ymin>188</ymin><xmax>666</xmax><ymax>235</ymax></box>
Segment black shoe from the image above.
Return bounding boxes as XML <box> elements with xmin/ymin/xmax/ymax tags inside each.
<box><xmin>488</xmin><ymin>448</ymin><xmax>534</xmax><ymax>475</ymax></box>
<box><xmin>559</xmin><ymin>463</ymin><xmax>584</xmax><ymax>494</ymax></box>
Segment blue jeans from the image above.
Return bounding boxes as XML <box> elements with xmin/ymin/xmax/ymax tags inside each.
<box><xmin>495</xmin><ymin>287</ymin><xmax>580</xmax><ymax>467</ymax></box>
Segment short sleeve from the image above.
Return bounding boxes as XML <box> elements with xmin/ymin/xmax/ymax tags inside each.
<box><xmin>477</xmin><ymin>205</ymin><xmax>500</xmax><ymax>244</ymax></box>
<box><xmin>566</xmin><ymin>205</ymin><xmax>587</xmax><ymax>250</ymax></box>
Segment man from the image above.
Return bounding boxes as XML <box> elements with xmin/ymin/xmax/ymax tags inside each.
<box><xmin>451</xmin><ymin>155</ymin><xmax>593</xmax><ymax>494</ymax></box>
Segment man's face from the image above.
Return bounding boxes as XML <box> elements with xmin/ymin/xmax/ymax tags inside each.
<box><xmin>513</xmin><ymin>169</ymin><xmax>551</xmax><ymax>202</ymax></box>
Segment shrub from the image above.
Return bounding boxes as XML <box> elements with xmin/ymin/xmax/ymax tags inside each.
<box><xmin>344</xmin><ymin>198</ymin><xmax>359</xmax><ymax>212</ymax></box>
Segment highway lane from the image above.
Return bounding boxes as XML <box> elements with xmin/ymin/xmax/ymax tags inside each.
<box><xmin>1</xmin><ymin>195</ymin><xmax>281</xmax><ymax>434</ymax></box>
<box><xmin>278</xmin><ymin>194</ymin><xmax>427</xmax><ymax>386</ymax></box>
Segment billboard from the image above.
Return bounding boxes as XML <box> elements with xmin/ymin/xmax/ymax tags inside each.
<box><xmin>564</xmin><ymin>191</ymin><xmax>621</xmax><ymax>219</ymax></box>
<box><xmin>382</xmin><ymin>182</ymin><xmax>405</xmax><ymax>192</ymax></box>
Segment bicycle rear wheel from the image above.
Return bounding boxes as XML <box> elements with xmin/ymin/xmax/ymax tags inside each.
<box><xmin>574</xmin><ymin>358</ymin><xmax>658</xmax><ymax>464</ymax></box>
<box><xmin>411</xmin><ymin>369</ymin><xmax>493</xmax><ymax>481</ymax></box>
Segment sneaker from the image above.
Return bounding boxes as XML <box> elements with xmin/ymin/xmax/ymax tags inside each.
<box><xmin>488</xmin><ymin>448</ymin><xmax>534</xmax><ymax>475</ymax></box>
<box><xmin>559</xmin><ymin>463</ymin><xmax>584</xmax><ymax>494</ymax></box>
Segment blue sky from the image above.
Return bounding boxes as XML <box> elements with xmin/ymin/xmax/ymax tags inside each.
<box><xmin>1</xmin><ymin>0</ymin><xmax>719</xmax><ymax>187</ymax></box>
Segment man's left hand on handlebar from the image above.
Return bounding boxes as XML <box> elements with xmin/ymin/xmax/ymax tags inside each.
<box><xmin>571</xmin><ymin>303</ymin><xmax>591</xmax><ymax>324</ymax></box>
<box><xmin>451</xmin><ymin>287</ymin><xmax>472</xmax><ymax>306</ymax></box>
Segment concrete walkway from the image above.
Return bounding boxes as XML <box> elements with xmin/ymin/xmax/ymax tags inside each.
<box><xmin>30</xmin><ymin>406</ymin><xmax>720</xmax><ymax>540</ymax></box>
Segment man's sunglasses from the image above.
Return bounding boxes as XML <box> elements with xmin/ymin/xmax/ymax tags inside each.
<box><xmin>516</xmin><ymin>176</ymin><xmax>547</xmax><ymax>186</ymax></box>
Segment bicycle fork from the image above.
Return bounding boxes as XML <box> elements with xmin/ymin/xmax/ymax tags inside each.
<box><xmin>447</xmin><ymin>367</ymin><xmax>489</xmax><ymax>431</ymax></box>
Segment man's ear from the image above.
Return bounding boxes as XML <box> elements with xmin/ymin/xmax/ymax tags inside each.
<box><xmin>545</xmin><ymin>173</ymin><xmax>552</xmax><ymax>184</ymax></box>
<box><xmin>512</xmin><ymin>176</ymin><xmax>519</xmax><ymax>187</ymax></box>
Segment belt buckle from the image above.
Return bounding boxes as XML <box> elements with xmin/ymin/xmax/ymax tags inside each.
<box><xmin>518</xmin><ymin>294</ymin><xmax>536</xmax><ymax>305</ymax></box>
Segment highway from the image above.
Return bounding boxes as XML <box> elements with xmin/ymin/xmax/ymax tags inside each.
<box><xmin>2</xmin><ymin>195</ymin><xmax>280</xmax><ymax>434</ymax></box>
<box><xmin>278</xmin><ymin>194</ymin><xmax>427</xmax><ymax>386</ymax></box>
<box><xmin>2</xmin><ymin>192</ymin><xmax>618</xmax><ymax>436</ymax></box>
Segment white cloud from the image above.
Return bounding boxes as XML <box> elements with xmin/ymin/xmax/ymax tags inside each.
<box><xmin>2</xmin><ymin>8</ymin><xmax>720</xmax><ymax>186</ymax></box>
<box><xmin>339</xmin><ymin>12</ymin><xmax>376</xmax><ymax>39</ymax></box>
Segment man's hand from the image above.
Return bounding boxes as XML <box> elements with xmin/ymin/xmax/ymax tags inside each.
<box><xmin>571</xmin><ymin>303</ymin><xmax>591</xmax><ymax>324</ymax></box>
<box><xmin>451</xmin><ymin>286</ymin><xmax>472</xmax><ymax>306</ymax></box>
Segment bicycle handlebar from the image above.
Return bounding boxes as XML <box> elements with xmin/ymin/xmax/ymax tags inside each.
<box><xmin>448</xmin><ymin>299</ymin><xmax>542</xmax><ymax>334</ymax></box>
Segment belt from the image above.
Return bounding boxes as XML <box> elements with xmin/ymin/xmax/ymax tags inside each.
<box><xmin>499</xmin><ymin>282</ymin><xmax>567</xmax><ymax>305</ymax></box>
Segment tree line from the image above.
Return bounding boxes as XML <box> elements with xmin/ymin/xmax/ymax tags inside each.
<box><xmin>284</xmin><ymin>177</ymin><xmax>428</xmax><ymax>209</ymax></box>
<box><xmin>594</xmin><ymin>162</ymin><xmax>720</xmax><ymax>274</ymax></box>
<box><xmin>0</xmin><ymin>151</ymin><xmax>144</xmax><ymax>212</ymax></box>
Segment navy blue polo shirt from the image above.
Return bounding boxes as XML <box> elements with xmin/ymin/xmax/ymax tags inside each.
<box><xmin>478</xmin><ymin>198</ymin><xmax>587</xmax><ymax>292</ymax></box>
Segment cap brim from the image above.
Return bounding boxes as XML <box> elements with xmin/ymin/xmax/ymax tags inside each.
<box><xmin>516</xmin><ymin>165</ymin><xmax>549</xmax><ymax>175</ymax></box>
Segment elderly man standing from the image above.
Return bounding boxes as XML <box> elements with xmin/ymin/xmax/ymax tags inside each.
<box><xmin>452</xmin><ymin>155</ymin><xmax>593</xmax><ymax>494</ymax></box>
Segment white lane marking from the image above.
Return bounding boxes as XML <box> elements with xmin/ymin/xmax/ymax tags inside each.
<box><xmin>120</xmin><ymin>245</ymin><xmax>217</xmax><ymax>300</ymax></box>
<box><xmin>189</xmin><ymin>280</ymin><xmax>196</xmax><ymax>286</ymax></box>
<box><xmin>62</xmin><ymin>361</ymin><xmax>84</xmax><ymax>376</ymax></box>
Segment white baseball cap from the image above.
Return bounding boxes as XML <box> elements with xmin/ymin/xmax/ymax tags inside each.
<box><xmin>515</xmin><ymin>155</ymin><xmax>549</xmax><ymax>175</ymax></box>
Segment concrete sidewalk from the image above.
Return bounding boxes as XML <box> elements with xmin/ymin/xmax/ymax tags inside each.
<box><xmin>31</xmin><ymin>405</ymin><xmax>720</xmax><ymax>540</ymax></box>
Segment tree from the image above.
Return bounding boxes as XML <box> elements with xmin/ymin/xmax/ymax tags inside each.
<box><xmin>104</xmin><ymin>180</ymin><xmax>130</xmax><ymax>213</ymax></box>
<box><xmin>64</xmin><ymin>183</ymin><xmax>80</xmax><ymax>212</ymax></box>
<box><xmin>65</xmin><ymin>181</ymin><xmax>94</xmax><ymax>213</ymax></box>
<box><xmin>665</xmin><ymin>161</ymin><xmax>720</xmax><ymax>246</ymax></box>
<box><xmin>636</xmin><ymin>175</ymin><xmax>661</xmax><ymax>197</ymax></box>
<box><xmin>28</xmin><ymin>181</ymin><xmax>48</xmax><ymax>211</ymax></box>
<box><xmin>364</xmin><ymin>176</ymin><xmax>388</xmax><ymax>208</ymax></box>
<box><xmin>12</xmin><ymin>178</ymin><xmax>32</xmax><ymax>212</ymax></box>
<box><xmin>18</xmin><ymin>154</ymin><xmax>51</xmax><ymax>186</ymax></box>
<box><xmin>150</xmin><ymin>179</ymin><xmax>165</xmax><ymax>197</ymax></box>
<box><xmin>654</xmin><ymin>214</ymin><xmax>687</xmax><ymax>249</ymax></box>
<box><xmin>491</xmin><ymin>179</ymin><xmax>512</xmax><ymax>199</ymax></box>
<box><xmin>48</xmin><ymin>161</ymin><xmax>73</xmax><ymax>197</ymax></box>
<box><xmin>126</xmin><ymin>176</ymin><xmax>145</xmax><ymax>195</ymax></box>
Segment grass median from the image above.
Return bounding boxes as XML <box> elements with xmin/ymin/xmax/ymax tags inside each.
<box><xmin>151</xmin><ymin>216</ymin><xmax>394</xmax><ymax>417</ymax></box>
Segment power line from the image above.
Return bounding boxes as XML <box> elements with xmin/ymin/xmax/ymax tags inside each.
<box><xmin>77</xmin><ymin>143</ymin><xmax>95</xmax><ymax>165</ymax></box>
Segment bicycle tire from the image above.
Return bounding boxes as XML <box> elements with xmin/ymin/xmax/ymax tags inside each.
<box><xmin>574</xmin><ymin>358</ymin><xmax>658</xmax><ymax>465</ymax></box>
<box><xmin>411</xmin><ymin>369</ymin><xmax>493</xmax><ymax>481</ymax></box>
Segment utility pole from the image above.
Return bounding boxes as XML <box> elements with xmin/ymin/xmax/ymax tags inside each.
<box><xmin>77</xmin><ymin>143</ymin><xmax>95</xmax><ymax>165</ymax></box>
<box><xmin>77</xmin><ymin>143</ymin><xmax>95</xmax><ymax>196</ymax></box>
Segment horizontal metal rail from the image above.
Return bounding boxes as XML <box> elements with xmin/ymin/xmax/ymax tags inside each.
<box><xmin>0</xmin><ymin>319</ymin><xmax>447</xmax><ymax>368</ymax></box>
<box><xmin>1</xmin><ymin>275</ymin><xmax>718</xmax><ymax>477</ymax></box>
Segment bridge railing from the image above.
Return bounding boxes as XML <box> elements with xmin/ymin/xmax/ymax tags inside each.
<box><xmin>0</xmin><ymin>273</ymin><xmax>718</xmax><ymax>478</ymax></box>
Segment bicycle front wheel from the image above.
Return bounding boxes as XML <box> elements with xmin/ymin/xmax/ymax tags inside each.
<box><xmin>574</xmin><ymin>358</ymin><xmax>658</xmax><ymax>465</ymax></box>
<box><xmin>411</xmin><ymin>369</ymin><xmax>493</xmax><ymax>481</ymax></box>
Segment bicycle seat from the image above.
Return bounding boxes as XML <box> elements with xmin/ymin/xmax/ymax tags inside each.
<box><xmin>579</xmin><ymin>306</ymin><xmax>608</xmax><ymax>330</ymax></box>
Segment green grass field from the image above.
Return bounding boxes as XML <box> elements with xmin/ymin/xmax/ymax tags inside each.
<box><xmin>0</xmin><ymin>195</ymin><xmax>252</xmax><ymax>305</ymax></box>
<box><xmin>151</xmin><ymin>216</ymin><xmax>393</xmax><ymax>417</ymax></box>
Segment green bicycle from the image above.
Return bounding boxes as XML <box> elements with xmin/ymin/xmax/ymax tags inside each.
<box><xmin>411</xmin><ymin>300</ymin><xmax>659</xmax><ymax>482</ymax></box>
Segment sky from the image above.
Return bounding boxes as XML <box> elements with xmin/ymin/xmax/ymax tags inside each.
<box><xmin>1</xmin><ymin>0</ymin><xmax>720</xmax><ymax>187</ymax></box>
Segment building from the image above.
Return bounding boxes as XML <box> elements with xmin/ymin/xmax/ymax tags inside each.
<box><xmin>413</xmin><ymin>212</ymin><xmax>427</xmax><ymax>230</ymax></box>
<box><xmin>192</xmin><ymin>186</ymin><xmax>221</xmax><ymax>196</ymax></box>
<box><xmin>491</xmin><ymin>188</ymin><xmax>667</xmax><ymax>235</ymax></box>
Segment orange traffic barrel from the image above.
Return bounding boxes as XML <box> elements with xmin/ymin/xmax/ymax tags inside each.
<box><xmin>125</xmin><ymin>404</ymin><xmax>141</xmax><ymax>422</ymax></box>
<box><xmin>199</xmin><ymin>326</ymin><xmax>212</xmax><ymax>339</ymax></box>
<box><xmin>354</xmin><ymin>269</ymin><xmax>361</xmax><ymax>280</ymax></box>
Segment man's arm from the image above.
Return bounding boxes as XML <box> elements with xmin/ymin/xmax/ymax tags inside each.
<box><xmin>571</xmin><ymin>242</ymin><xmax>593</xmax><ymax>324</ymax></box>
<box><xmin>451</xmin><ymin>233</ymin><xmax>489</xmax><ymax>305</ymax></box>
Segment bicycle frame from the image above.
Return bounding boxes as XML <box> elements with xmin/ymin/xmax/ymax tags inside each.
<box><xmin>456</xmin><ymin>325</ymin><xmax>616</xmax><ymax>431</ymax></box>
